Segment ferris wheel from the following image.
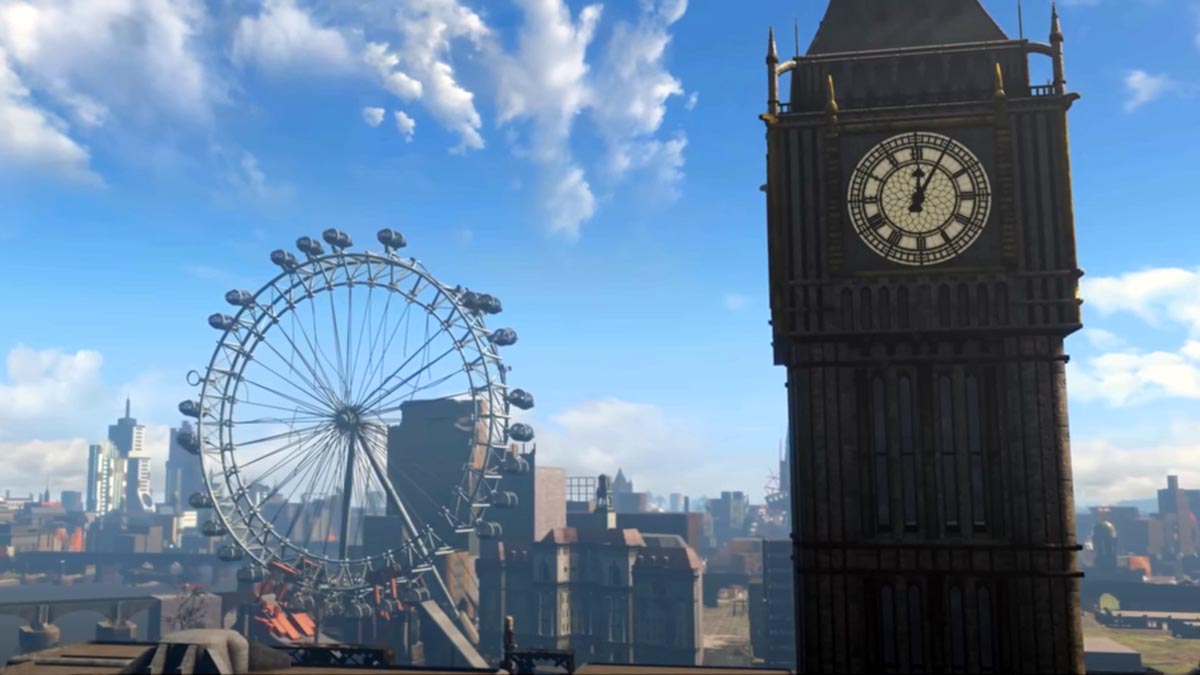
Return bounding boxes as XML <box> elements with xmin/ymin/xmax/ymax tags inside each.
<box><xmin>176</xmin><ymin>228</ymin><xmax>534</xmax><ymax>603</ymax></box>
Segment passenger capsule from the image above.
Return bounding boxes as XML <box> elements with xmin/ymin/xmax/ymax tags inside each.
<box><xmin>178</xmin><ymin>400</ymin><xmax>201</xmax><ymax>418</ymax></box>
<box><xmin>296</xmin><ymin>236</ymin><xmax>324</xmax><ymax>257</ymax></box>
<box><xmin>490</xmin><ymin>491</ymin><xmax>518</xmax><ymax>508</ymax></box>
<box><xmin>506</xmin><ymin>389</ymin><xmax>534</xmax><ymax>410</ymax></box>
<box><xmin>322</xmin><ymin>228</ymin><xmax>352</xmax><ymax>250</ymax></box>
<box><xmin>188</xmin><ymin>492</ymin><xmax>213</xmax><ymax>509</ymax></box>
<box><xmin>270</xmin><ymin>249</ymin><xmax>298</xmax><ymax>271</ymax></box>
<box><xmin>224</xmin><ymin>289</ymin><xmax>254</xmax><ymax>307</ymax></box>
<box><xmin>376</xmin><ymin>228</ymin><xmax>407</xmax><ymax>250</ymax></box>
<box><xmin>217</xmin><ymin>545</ymin><xmax>245</xmax><ymax>562</ymax></box>
<box><xmin>208</xmin><ymin>314</ymin><xmax>236</xmax><ymax>331</ymax></box>
<box><xmin>475</xmin><ymin>521</ymin><xmax>502</xmax><ymax>538</ymax></box>
<box><xmin>202</xmin><ymin>520</ymin><xmax>227</xmax><ymax>537</ymax></box>
<box><xmin>176</xmin><ymin>429</ymin><xmax>200</xmax><ymax>454</ymax></box>
<box><xmin>507</xmin><ymin>423</ymin><xmax>535</xmax><ymax>443</ymax></box>
<box><xmin>237</xmin><ymin>565</ymin><xmax>264</xmax><ymax>583</ymax></box>
<box><xmin>476</xmin><ymin>294</ymin><xmax>503</xmax><ymax>315</ymax></box>
<box><xmin>459</xmin><ymin>291</ymin><xmax>480</xmax><ymax>311</ymax></box>
<box><xmin>502</xmin><ymin>454</ymin><xmax>530</xmax><ymax>474</ymax></box>
<box><xmin>489</xmin><ymin>328</ymin><xmax>518</xmax><ymax>347</ymax></box>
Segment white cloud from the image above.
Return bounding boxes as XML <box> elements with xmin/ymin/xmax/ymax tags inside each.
<box><xmin>1073</xmin><ymin>427</ymin><xmax>1200</xmax><ymax>506</ymax></box>
<box><xmin>362</xmin><ymin>106</ymin><xmax>384</xmax><ymax>127</ymax></box>
<box><xmin>723</xmin><ymin>293</ymin><xmax>748</xmax><ymax>311</ymax></box>
<box><xmin>531</xmin><ymin>397</ymin><xmax>748</xmax><ymax>498</ymax></box>
<box><xmin>393</xmin><ymin>109</ymin><xmax>415</xmax><ymax>141</ymax></box>
<box><xmin>1123</xmin><ymin>69</ymin><xmax>1175</xmax><ymax>111</ymax></box>
<box><xmin>684</xmin><ymin>91</ymin><xmax>698</xmax><ymax>110</ymax></box>
<box><xmin>590</xmin><ymin>0</ymin><xmax>687</xmax><ymax>180</ymax></box>
<box><xmin>0</xmin><ymin>0</ymin><xmax>215</xmax><ymax>126</ymax></box>
<box><xmin>1081</xmin><ymin>327</ymin><xmax>1128</xmax><ymax>352</ymax></box>
<box><xmin>0</xmin><ymin>48</ymin><xmax>100</xmax><ymax>184</ymax></box>
<box><xmin>232</xmin><ymin>0</ymin><xmax>353</xmax><ymax>74</ymax></box>
<box><xmin>1068</xmin><ymin>346</ymin><xmax>1200</xmax><ymax>406</ymax></box>
<box><xmin>363</xmin><ymin>42</ymin><xmax>422</xmax><ymax>100</ymax></box>
<box><xmin>364</xmin><ymin>0</ymin><xmax>488</xmax><ymax>154</ymax></box>
<box><xmin>0</xmin><ymin>345</ymin><xmax>184</xmax><ymax>497</ymax></box>
<box><xmin>492</xmin><ymin>0</ymin><xmax>689</xmax><ymax>237</ymax></box>
<box><xmin>220</xmin><ymin>150</ymin><xmax>292</xmax><ymax>205</ymax></box>
<box><xmin>544</xmin><ymin>165</ymin><xmax>596</xmax><ymax>240</ymax></box>
<box><xmin>1082</xmin><ymin>266</ymin><xmax>1200</xmax><ymax>333</ymax></box>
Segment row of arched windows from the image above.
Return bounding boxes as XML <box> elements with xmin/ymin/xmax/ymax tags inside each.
<box><xmin>879</xmin><ymin>583</ymin><xmax>997</xmax><ymax>672</ymax></box>
<box><xmin>839</xmin><ymin>282</ymin><xmax>1010</xmax><ymax>333</ymax></box>
<box><xmin>871</xmin><ymin>371</ymin><xmax>990</xmax><ymax>534</ymax></box>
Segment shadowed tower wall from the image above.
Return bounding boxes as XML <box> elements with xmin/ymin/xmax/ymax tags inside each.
<box><xmin>763</xmin><ymin>1</ymin><xmax>1085</xmax><ymax>672</ymax></box>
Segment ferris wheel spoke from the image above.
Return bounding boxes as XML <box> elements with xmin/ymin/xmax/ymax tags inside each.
<box><xmin>372</xmin><ymin>366</ymin><xmax>463</xmax><ymax>416</ymax></box>
<box><xmin>269</xmin><ymin>287</ymin><xmax>345</xmax><ymax>407</ymax></box>
<box><xmin>354</xmin><ymin>428</ymin><xmax>423</xmax><ymax>542</ymax></box>
<box><xmin>238</xmin><ymin>425</ymin><xmax>333</xmax><ymax>470</ymax></box>
<box><xmin>235</xmin><ymin>343</ymin><xmax>338</xmax><ymax>413</ymax></box>
<box><xmin>233</xmin><ymin>397</ymin><xmax>325</xmax><ymax>420</ymax></box>
<box><xmin>360</xmin><ymin>342</ymin><xmax>460</xmax><ymax>414</ymax></box>
<box><xmin>242</xmin><ymin>299</ymin><xmax>342</xmax><ymax>410</ymax></box>
<box><xmin>238</xmin><ymin>374</ymin><xmax>330</xmax><ymax>417</ymax></box>
<box><xmin>357</xmin><ymin>292</ymin><xmax>415</xmax><ymax>406</ymax></box>
<box><xmin>338</xmin><ymin>433</ymin><xmax>357</xmax><ymax>560</ymax></box>
<box><xmin>233</xmin><ymin>414</ymin><xmax>331</xmax><ymax>426</ymax></box>
<box><xmin>347</xmin><ymin>283</ymin><xmax>375</xmax><ymax>406</ymax></box>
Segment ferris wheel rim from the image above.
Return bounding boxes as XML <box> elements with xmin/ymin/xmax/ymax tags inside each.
<box><xmin>191</xmin><ymin>247</ymin><xmax>511</xmax><ymax>590</ymax></box>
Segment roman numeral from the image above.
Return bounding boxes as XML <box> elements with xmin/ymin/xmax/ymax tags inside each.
<box><xmin>959</xmin><ymin>191</ymin><xmax>976</xmax><ymax>200</ymax></box>
<box><xmin>868</xmin><ymin>213</ymin><xmax>886</xmax><ymax>229</ymax></box>
<box><xmin>887</xmin><ymin>229</ymin><xmax>903</xmax><ymax>246</ymax></box>
<box><xmin>916</xmin><ymin>236</ymin><xmax>927</xmax><ymax>252</ymax></box>
<box><xmin>954</xmin><ymin>213</ymin><xmax>973</xmax><ymax>225</ymax></box>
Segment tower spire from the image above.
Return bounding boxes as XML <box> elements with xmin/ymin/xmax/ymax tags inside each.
<box><xmin>767</xmin><ymin>26</ymin><xmax>777</xmax><ymax>62</ymax></box>
<box><xmin>1050</xmin><ymin>2</ymin><xmax>1066</xmax><ymax>95</ymax></box>
<box><xmin>766</xmin><ymin>27</ymin><xmax>780</xmax><ymax>114</ymax></box>
<box><xmin>1050</xmin><ymin>2</ymin><xmax>1063</xmax><ymax>42</ymax></box>
<box><xmin>125</xmin><ymin>396</ymin><xmax>131</xmax><ymax>419</ymax></box>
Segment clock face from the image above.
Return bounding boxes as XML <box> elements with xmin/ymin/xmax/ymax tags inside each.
<box><xmin>847</xmin><ymin>132</ymin><xmax>992</xmax><ymax>266</ymax></box>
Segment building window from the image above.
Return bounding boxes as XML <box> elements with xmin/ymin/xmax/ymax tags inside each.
<box><xmin>610</xmin><ymin>563</ymin><xmax>622</xmax><ymax>587</ymax></box>
<box><xmin>979</xmin><ymin>586</ymin><xmax>995</xmax><ymax>672</ymax></box>
<box><xmin>938</xmin><ymin>375</ymin><xmax>960</xmax><ymax>531</ymax></box>
<box><xmin>608</xmin><ymin>596</ymin><xmax>626</xmax><ymax>642</ymax></box>
<box><xmin>965</xmin><ymin>374</ymin><xmax>987</xmax><ymax>530</ymax></box>
<box><xmin>872</xmin><ymin>376</ymin><xmax>891</xmax><ymax>531</ymax></box>
<box><xmin>881</xmin><ymin>584</ymin><xmax>896</xmax><ymax>670</ymax></box>
<box><xmin>908</xmin><ymin>584</ymin><xmax>924</xmax><ymax>669</ymax></box>
<box><xmin>949</xmin><ymin>585</ymin><xmax>965</xmax><ymax>671</ymax></box>
<box><xmin>898</xmin><ymin>375</ymin><xmax>917</xmax><ymax>530</ymax></box>
<box><xmin>538</xmin><ymin>592</ymin><xmax>555</xmax><ymax>637</ymax></box>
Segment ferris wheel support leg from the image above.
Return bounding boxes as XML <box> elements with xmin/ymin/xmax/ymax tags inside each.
<box><xmin>355</xmin><ymin>429</ymin><xmax>461</xmax><ymax>620</ymax></box>
<box><xmin>339</xmin><ymin>436</ymin><xmax>356</xmax><ymax>561</ymax></box>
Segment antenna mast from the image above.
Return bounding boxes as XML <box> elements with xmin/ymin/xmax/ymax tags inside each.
<box><xmin>1017</xmin><ymin>0</ymin><xmax>1025</xmax><ymax>39</ymax></box>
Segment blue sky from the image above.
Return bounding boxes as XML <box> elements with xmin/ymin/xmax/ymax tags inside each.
<box><xmin>0</xmin><ymin>0</ymin><xmax>1197</xmax><ymax>507</ymax></box>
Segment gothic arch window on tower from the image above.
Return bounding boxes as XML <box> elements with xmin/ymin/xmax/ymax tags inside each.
<box><xmin>881</xmin><ymin>583</ymin><xmax>897</xmax><ymax>671</ymax></box>
<box><xmin>872</xmin><ymin>375</ymin><xmax>892</xmax><ymax>531</ymax></box>
<box><xmin>978</xmin><ymin>585</ymin><xmax>996</xmax><ymax>672</ymax></box>
<box><xmin>949</xmin><ymin>585</ymin><xmax>966</xmax><ymax>671</ymax></box>
<box><xmin>879</xmin><ymin>287</ymin><xmax>893</xmax><ymax>331</ymax></box>
<box><xmin>841</xmin><ymin>288</ymin><xmax>855</xmax><ymax>330</ymax></box>
<box><xmin>907</xmin><ymin>583</ymin><xmax>926</xmax><ymax>669</ymax></box>
<box><xmin>898</xmin><ymin>374</ymin><xmax>918</xmax><ymax>530</ymax></box>
<box><xmin>897</xmin><ymin>286</ymin><xmax>912</xmax><ymax>329</ymax></box>
<box><xmin>861</xmin><ymin>287</ymin><xmax>875</xmax><ymax>331</ymax></box>
<box><xmin>977</xmin><ymin>283</ymin><xmax>991</xmax><ymax>327</ymax></box>
<box><xmin>938</xmin><ymin>285</ymin><xmax>952</xmax><ymax>328</ymax></box>
<box><xmin>966</xmin><ymin>374</ymin><xmax>988</xmax><ymax>530</ymax></box>
<box><xmin>957</xmin><ymin>284</ymin><xmax>971</xmax><ymax>328</ymax></box>
<box><xmin>993</xmin><ymin>282</ymin><xmax>1009</xmax><ymax>325</ymax></box>
<box><xmin>938</xmin><ymin>374</ymin><xmax>960</xmax><ymax>531</ymax></box>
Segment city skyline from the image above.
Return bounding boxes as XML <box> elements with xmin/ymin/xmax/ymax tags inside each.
<box><xmin>1</xmin><ymin>0</ymin><xmax>1199</xmax><ymax>506</ymax></box>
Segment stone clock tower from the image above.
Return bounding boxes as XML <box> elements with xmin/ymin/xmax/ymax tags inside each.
<box><xmin>762</xmin><ymin>1</ymin><xmax>1085</xmax><ymax>673</ymax></box>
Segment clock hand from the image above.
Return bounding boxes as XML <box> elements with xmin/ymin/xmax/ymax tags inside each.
<box><xmin>921</xmin><ymin>140</ymin><xmax>952</xmax><ymax>192</ymax></box>
<box><xmin>909</xmin><ymin>167</ymin><xmax>927</xmax><ymax>213</ymax></box>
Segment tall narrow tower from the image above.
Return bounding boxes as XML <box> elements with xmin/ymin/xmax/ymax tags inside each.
<box><xmin>762</xmin><ymin>2</ymin><xmax>1084</xmax><ymax>672</ymax></box>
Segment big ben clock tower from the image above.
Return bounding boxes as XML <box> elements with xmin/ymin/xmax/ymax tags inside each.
<box><xmin>763</xmin><ymin>1</ymin><xmax>1085</xmax><ymax>673</ymax></box>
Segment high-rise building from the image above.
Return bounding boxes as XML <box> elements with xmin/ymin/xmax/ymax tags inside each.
<box><xmin>763</xmin><ymin>1</ymin><xmax>1085</xmax><ymax>671</ymax></box>
<box><xmin>125</xmin><ymin>454</ymin><xmax>154</xmax><ymax>513</ymax></box>
<box><xmin>108</xmin><ymin>397</ymin><xmax>146</xmax><ymax>458</ymax></box>
<box><xmin>86</xmin><ymin>441</ymin><xmax>125</xmax><ymax>514</ymax></box>
<box><xmin>165</xmin><ymin>421</ymin><xmax>204</xmax><ymax>511</ymax></box>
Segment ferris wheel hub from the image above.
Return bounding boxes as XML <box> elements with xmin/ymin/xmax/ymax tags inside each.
<box><xmin>333</xmin><ymin>406</ymin><xmax>364</xmax><ymax>432</ymax></box>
